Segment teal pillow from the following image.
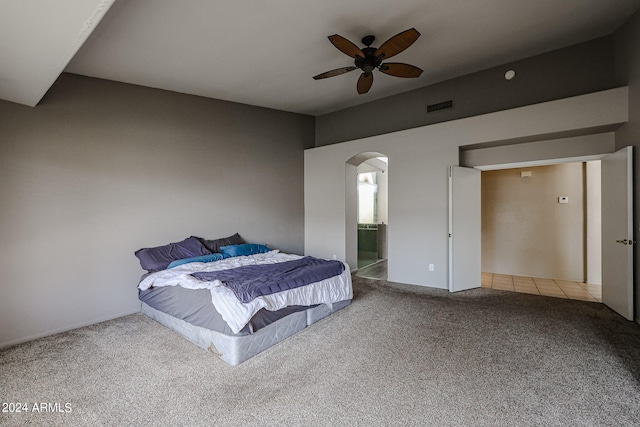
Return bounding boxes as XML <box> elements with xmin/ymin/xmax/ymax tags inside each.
<box><xmin>167</xmin><ymin>253</ymin><xmax>225</xmax><ymax>268</ymax></box>
<box><xmin>219</xmin><ymin>243</ymin><xmax>270</xmax><ymax>258</ymax></box>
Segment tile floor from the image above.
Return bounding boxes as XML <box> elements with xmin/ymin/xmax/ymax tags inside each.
<box><xmin>482</xmin><ymin>272</ymin><xmax>601</xmax><ymax>302</ymax></box>
<box><xmin>356</xmin><ymin>259</ymin><xmax>388</xmax><ymax>280</ymax></box>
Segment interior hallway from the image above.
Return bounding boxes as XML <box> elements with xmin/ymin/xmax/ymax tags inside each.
<box><xmin>482</xmin><ymin>272</ymin><xmax>601</xmax><ymax>302</ymax></box>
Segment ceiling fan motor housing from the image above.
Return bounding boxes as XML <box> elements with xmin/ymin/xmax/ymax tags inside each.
<box><xmin>355</xmin><ymin>47</ymin><xmax>382</xmax><ymax>73</ymax></box>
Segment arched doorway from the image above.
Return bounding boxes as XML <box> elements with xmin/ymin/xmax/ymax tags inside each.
<box><xmin>345</xmin><ymin>152</ymin><xmax>388</xmax><ymax>279</ymax></box>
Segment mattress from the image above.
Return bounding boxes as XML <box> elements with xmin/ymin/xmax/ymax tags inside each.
<box><xmin>141</xmin><ymin>299</ymin><xmax>351</xmax><ymax>365</ymax></box>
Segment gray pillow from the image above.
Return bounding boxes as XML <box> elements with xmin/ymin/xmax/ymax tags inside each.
<box><xmin>199</xmin><ymin>233</ymin><xmax>244</xmax><ymax>253</ymax></box>
<box><xmin>135</xmin><ymin>236</ymin><xmax>211</xmax><ymax>272</ymax></box>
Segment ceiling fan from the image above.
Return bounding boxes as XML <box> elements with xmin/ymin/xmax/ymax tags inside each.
<box><xmin>313</xmin><ymin>28</ymin><xmax>423</xmax><ymax>94</ymax></box>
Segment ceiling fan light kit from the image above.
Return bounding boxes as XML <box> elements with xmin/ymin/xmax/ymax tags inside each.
<box><xmin>313</xmin><ymin>28</ymin><xmax>423</xmax><ymax>94</ymax></box>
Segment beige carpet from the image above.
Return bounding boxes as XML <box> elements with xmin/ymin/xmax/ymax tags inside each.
<box><xmin>2</xmin><ymin>276</ymin><xmax>640</xmax><ymax>426</ymax></box>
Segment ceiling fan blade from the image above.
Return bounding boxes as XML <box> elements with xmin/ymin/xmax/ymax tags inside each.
<box><xmin>379</xmin><ymin>62</ymin><xmax>423</xmax><ymax>78</ymax></box>
<box><xmin>357</xmin><ymin>72</ymin><xmax>373</xmax><ymax>94</ymax></box>
<box><xmin>313</xmin><ymin>66</ymin><xmax>357</xmax><ymax>80</ymax></box>
<box><xmin>328</xmin><ymin>34</ymin><xmax>365</xmax><ymax>58</ymax></box>
<box><xmin>374</xmin><ymin>28</ymin><xmax>421</xmax><ymax>60</ymax></box>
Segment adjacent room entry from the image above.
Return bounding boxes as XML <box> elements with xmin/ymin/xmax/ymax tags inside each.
<box><xmin>480</xmin><ymin>162</ymin><xmax>601</xmax><ymax>301</ymax></box>
<box><xmin>449</xmin><ymin>147</ymin><xmax>634</xmax><ymax>321</ymax></box>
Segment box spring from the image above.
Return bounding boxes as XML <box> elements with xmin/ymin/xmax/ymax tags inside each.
<box><xmin>141</xmin><ymin>299</ymin><xmax>351</xmax><ymax>365</ymax></box>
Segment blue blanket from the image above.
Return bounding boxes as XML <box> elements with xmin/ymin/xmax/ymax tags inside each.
<box><xmin>191</xmin><ymin>257</ymin><xmax>345</xmax><ymax>303</ymax></box>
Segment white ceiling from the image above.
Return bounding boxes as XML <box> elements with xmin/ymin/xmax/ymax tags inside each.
<box><xmin>0</xmin><ymin>0</ymin><xmax>115</xmax><ymax>107</ymax></box>
<box><xmin>3</xmin><ymin>0</ymin><xmax>640</xmax><ymax>115</ymax></box>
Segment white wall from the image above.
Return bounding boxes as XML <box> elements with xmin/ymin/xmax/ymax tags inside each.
<box><xmin>587</xmin><ymin>161</ymin><xmax>603</xmax><ymax>285</ymax></box>
<box><xmin>461</xmin><ymin>133</ymin><xmax>615</xmax><ymax>168</ymax></box>
<box><xmin>305</xmin><ymin>88</ymin><xmax>628</xmax><ymax>288</ymax></box>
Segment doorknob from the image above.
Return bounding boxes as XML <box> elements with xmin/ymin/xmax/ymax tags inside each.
<box><xmin>616</xmin><ymin>239</ymin><xmax>636</xmax><ymax>245</ymax></box>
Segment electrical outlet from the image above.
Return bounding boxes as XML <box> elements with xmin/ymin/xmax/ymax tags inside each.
<box><xmin>429</xmin><ymin>264</ymin><xmax>434</xmax><ymax>271</ymax></box>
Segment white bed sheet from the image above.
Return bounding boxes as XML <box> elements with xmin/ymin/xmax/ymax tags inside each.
<box><xmin>138</xmin><ymin>251</ymin><xmax>352</xmax><ymax>334</ymax></box>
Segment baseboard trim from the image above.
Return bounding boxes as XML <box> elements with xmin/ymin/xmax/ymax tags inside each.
<box><xmin>0</xmin><ymin>306</ymin><xmax>142</xmax><ymax>349</ymax></box>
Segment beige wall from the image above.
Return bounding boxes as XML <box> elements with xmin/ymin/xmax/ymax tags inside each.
<box><xmin>481</xmin><ymin>164</ymin><xmax>585</xmax><ymax>281</ymax></box>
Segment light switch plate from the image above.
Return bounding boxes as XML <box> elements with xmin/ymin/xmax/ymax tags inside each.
<box><xmin>559</xmin><ymin>196</ymin><xmax>569</xmax><ymax>204</ymax></box>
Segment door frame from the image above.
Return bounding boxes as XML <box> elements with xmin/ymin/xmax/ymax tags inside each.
<box><xmin>470</xmin><ymin>153</ymin><xmax>629</xmax><ymax>314</ymax></box>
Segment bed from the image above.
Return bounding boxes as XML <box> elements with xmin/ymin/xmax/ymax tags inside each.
<box><xmin>135</xmin><ymin>234</ymin><xmax>352</xmax><ymax>365</ymax></box>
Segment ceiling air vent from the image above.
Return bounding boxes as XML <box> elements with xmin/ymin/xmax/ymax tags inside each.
<box><xmin>427</xmin><ymin>100</ymin><xmax>454</xmax><ymax>113</ymax></box>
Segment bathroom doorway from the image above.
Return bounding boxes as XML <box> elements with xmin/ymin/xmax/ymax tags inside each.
<box><xmin>356</xmin><ymin>156</ymin><xmax>388</xmax><ymax>279</ymax></box>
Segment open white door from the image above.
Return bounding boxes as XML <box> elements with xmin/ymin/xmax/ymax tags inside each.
<box><xmin>601</xmin><ymin>146</ymin><xmax>634</xmax><ymax>320</ymax></box>
<box><xmin>449</xmin><ymin>166</ymin><xmax>481</xmax><ymax>292</ymax></box>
